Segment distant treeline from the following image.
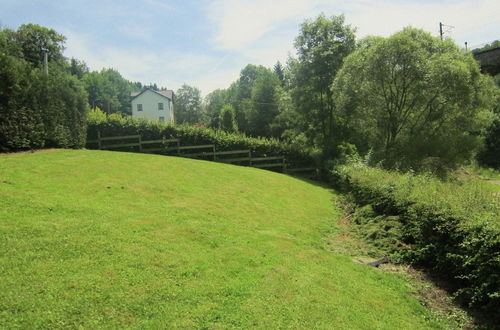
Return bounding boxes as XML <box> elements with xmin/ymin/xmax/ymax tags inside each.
<box><xmin>472</xmin><ymin>40</ymin><xmax>500</xmax><ymax>54</ymax></box>
<box><xmin>0</xmin><ymin>24</ymin><xmax>162</xmax><ymax>151</ymax></box>
<box><xmin>1</xmin><ymin>21</ymin><xmax>499</xmax><ymax>172</ymax></box>
<box><xmin>195</xmin><ymin>19</ymin><xmax>499</xmax><ymax>173</ymax></box>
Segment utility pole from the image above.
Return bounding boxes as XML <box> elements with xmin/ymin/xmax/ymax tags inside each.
<box><xmin>439</xmin><ymin>22</ymin><xmax>454</xmax><ymax>41</ymax></box>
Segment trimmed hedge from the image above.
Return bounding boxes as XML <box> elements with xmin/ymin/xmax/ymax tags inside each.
<box><xmin>330</xmin><ymin>166</ymin><xmax>499</xmax><ymax>319</ymax></box>
<box><xmin>86</xmin><ymin>109</ymin><xmax>314</xmax><ymax>168</ymax></box>
<box><xmin>0</xmin><ymin>53</ymin><xmax>88</xmax><ymax>152</ymax></box>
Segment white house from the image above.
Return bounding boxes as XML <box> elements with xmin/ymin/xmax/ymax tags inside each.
<box><xmin>131</xmin><ymin>89</ymin><xmax>174</xmax><ymax>123</ymax></box>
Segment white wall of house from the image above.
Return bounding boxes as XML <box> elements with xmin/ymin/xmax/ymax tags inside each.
<box><xmin>131</xmin><ymin>90</ymin><xmax>174</xmax><ymax>123</ymax></box>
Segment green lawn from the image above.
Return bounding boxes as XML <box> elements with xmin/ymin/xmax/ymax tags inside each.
<box><xmin>1</xmin><ymin>150</ymin><xmax>449</xmax><ymax>328</ymax></box>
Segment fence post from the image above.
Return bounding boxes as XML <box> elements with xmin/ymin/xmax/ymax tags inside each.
<box><xmin>138</xmin><ymin>135</ymin><xmax>142</xmax><ymax>153</ymax></box>
<box><xmin>97</xmin><ymin>131</ymin><xmax>102</xmax><ymax>150</ymax></box>
<box><xmin>176</xmin><ymin>140</ymin><xmax>180</xmax><ymax>155</ymax></box>
<box><xmin>212</xmin><ymin>145</ymin><xmax>216</xmax><ymax>161</ymax></box>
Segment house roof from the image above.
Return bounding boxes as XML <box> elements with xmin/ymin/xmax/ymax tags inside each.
<box><xmin>130</xmin><ymin>88</ymin><xmax>174</xmax><ymax>101</ymax></box>
<box><xmin>157</xmin><ymin>90</ymin><xmax>173</xmax><ymax>99</ymax></box>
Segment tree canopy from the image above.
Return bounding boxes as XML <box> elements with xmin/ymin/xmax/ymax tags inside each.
<box><xmin>291</xmin><ymin>14</ymin><xmax>356</xmax><ymax>157</ymax></box>
<box><xmin>0</xmin><ymin>24</ymin><xmax>66</xmax><ymax>67</ymax></box>
<box><xmin>332</xmin><ymin>27</ymin><xmax>497</xmax><ymax>171</ymax></box>
<box><xmin>82</xmin><ymin>69</ymin><xmax>137</xmax><ymax>115</ymax></box>
<box><xmin>175</xmin><ymin>84</ymin><xmax>204</xmax><ymax>125</ymax></box>
<box><xmin>1</xmin><ymin>20</ymin><xmax>498</xmax><ymax>172</ymax></box>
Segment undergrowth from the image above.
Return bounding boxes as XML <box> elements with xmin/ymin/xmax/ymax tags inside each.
<box><xmin>329</xmin><ymin>165</ymin><xmax>500</xmax><ymax>326</ymax></box>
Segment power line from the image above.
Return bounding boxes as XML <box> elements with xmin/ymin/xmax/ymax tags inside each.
<box><xmin>439</xmin><ymin>22</ymin><xmax>454</xmax><ymax>40</ymax></box>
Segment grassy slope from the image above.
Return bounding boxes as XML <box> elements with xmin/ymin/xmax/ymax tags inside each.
<box><xmin>0</xmin><ymin>150</ymin><xmax>447</xmax><ymax>328</ymax></box>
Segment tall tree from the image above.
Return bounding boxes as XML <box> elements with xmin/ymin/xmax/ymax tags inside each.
<box><xmin>14</xmin><ymin>23</ymin><xmax>66</xmax><ymax>66</ymax></box>
<box><xmin>248</xmin><ymin>69</ymin><xmax>280</xmax><ymax>137</ymax></box>
<box><xmin>69</xmin><ymin>58</ymin><xmax>89</xmax><ymax>79</ymax></box>
<box><xmin>82</xmin><ymin>68</ymin><xmax>137</xmax><ymax>115</ymax></box>
<box><xmin>219</xmin><ymin>104</ymin><xmax>238</xmax><ymax>132</ymax></box>
<box><xmin>332</xmin><ymin>27</ymin><xmax>497</xmax><ymax>171</ymax></box>
<box><xmin>273</xmin><ymin>61</ymin><xmax>285</xmax><ymax>86</ymax></box>
<box><xmin>292</xmin><ymin>14</ymin><xmax>356</xmax><ymax>156</ymax></box>
<box><xmin>478</xmin><ymin>74</ymin><xmax>500</xmax><ymax>168</ymax></box>
<box><xmin>205</xmin><ymin>89</ymin><xmax>228</xmax><ymax>128</ymax></box>
<box><xmin>175</xmin><ymin>84</ymin><xmax>204</xmax><ymax>125</ymax></box>
<box><xmin>226</xmin><ymin>64</ymin><xmax>283</xmax><ymax>137</ymax></box>
<box><xmin>0</xmin><ymin>52</ymin><xmax>88</xmax><ymax>151</ymax></box>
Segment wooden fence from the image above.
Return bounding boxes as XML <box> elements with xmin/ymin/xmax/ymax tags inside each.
<box><xmin>87</xmin><ymin>132</ymin><xmax>317</xmax><ymax>175</ymax></box>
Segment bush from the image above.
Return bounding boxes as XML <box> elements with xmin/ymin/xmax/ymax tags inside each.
<box><xmin>479</xmin><ymin>118</ymin><xmax>500</xmax><ymax>169</ymax></box>
<box><xmin>86</xmin><ymin>109</ymin><xmax>314</xmax><ymax>168</ymax></box>
<box><xmin>0</xmin><ymin>53</ymin><xmax>88</xmax><ymax>152</ymax></box>
<box><xmin>330</xmin><ymin>166</ymin><xmax>500</xmax><ymax>319</ymax></box>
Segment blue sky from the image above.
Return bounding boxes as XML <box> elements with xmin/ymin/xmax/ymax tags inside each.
<box><xmin>1</xmin><ymin>0</ymin><xmax>499</xmax><ymax>95</ymax></box>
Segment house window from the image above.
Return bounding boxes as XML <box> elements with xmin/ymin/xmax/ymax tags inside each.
<box><xmin>159</xmin><ymin>116</ymin><xmax>165</xmax><ymax>122</ymax></box>
<box><xmin>158</xmin><ymin>102</ymin><xmax>164</xmax><ymax>110</ymax></box>
<box><xmin>137</xmin><ymin>104</ymin><xmax>143</xmax><ymax>111</ymax></box>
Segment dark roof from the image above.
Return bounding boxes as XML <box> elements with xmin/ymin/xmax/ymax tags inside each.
<box><xmin>130</xmin><ymin>88</ymin><xmax>174</xmax><ymax>101</ymax></box>
<box><xmin>157</xmin><ymin>90</ymin><xmax>173</xmax><ymax>99</ymax></box>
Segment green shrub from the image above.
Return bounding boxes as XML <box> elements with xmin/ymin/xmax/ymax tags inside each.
<box><xmin>86</xmin><ymin>109</ymin><xmax>314</xmax><ymax>167</ymax></box>
<box><xmin>0</xmin><ymin>53</ymin><xmax>88</xmax><ymax>152</ymax></box>
<box><xmin>330</xmin><ymin>166</ymin><xmax>500</xmax><ymax>319</ymax></box>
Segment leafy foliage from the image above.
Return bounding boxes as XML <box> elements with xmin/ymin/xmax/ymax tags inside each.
<box><xmin>291</xmin><ymin>14</ymin><xmax>356</xmax><ymax>158</ymax></box>
<box><xmin>472</xmin><ymin>40</ymin><xmax>500</xmax><ymax>54</ymax></box>
<box><xmin>219</xmin><ymin>104</ymin><xmax>238</xmax><ymax>132</ymax></box>
<box><xmin>330</xmin><ymin>165</ymin><xmax>500</xmax><ymax>320</ymax></box>
<box><xmin>333</xmin><ymin>27</ymin><xmax>497</xmax><ymax>172</ymax></box>
<box><xmin>478</xmin><ymin>74</ymin><xmax>500</xmax><ymax>168</ymax></box>
<box><xmin>87</xmin><ymin>109</ymin><xmax>314</xmax><ymax>167</ymax></box>
<box><xmin>204</xmin><ymin>65</ymin><xmax>282</xmax><ymax>138</ymax></box>
<box><xmin>82</xmin><ymin>69</ymin><xmax>137</xmax><ymax>115</ymax></box>
<box><xmin>248</xmin><ymin>69</ymin><xmax>280</xmax><ymax>137</ymax></box>
<box><xmin>0</xmin><ymin>51</ymin><xmax>88</xmax><ymax>151</ymax></box>
<box><xmin>175</xmin><ymin>84</ymin><xmax>204</xmax><ymax>125</ymax></box>
<box><xmin>205</xmin><ymin>89</ymin><xmax>229</xmax><ymax>129</ymax></box>
<box><xmin>1</xmin><ymin>23</ymin><xmax>66</xmax><ymax>67</ymax></box>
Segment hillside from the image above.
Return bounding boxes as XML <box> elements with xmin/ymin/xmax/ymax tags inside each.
<box><xmin>0</xmin><ymin>150</ymin><xmax>450</xmax><ymax>328</ymax></box>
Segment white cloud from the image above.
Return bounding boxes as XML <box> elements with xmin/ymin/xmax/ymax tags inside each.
<box><xmin>347</xmin><ymin>0</ymin><xmax>500</xmax><ymax>46</ymax></box>
<box><xmin>207</xmin><ymin>0</ymin><xmax>327</xmax><ymax>50</ymax></box>
<box><xmin>63</xmin><ymin>30</ymin><xmax>218</xmax><ymax>93</ymax></box>
<box><xmin>208</xmin><ymin>0</ymin><xmax>500</xmax><ymax>53</ymax></box>
<box><xmin>192</xmin><ymin>68</ymin><xmax>242</xmax><ymax>96</ymax></box>
<box><xmin>202</xmin><ymin>0</ymin><xmax>500</xmax><ymax>93</ymax></box>
<box><xmin>64</xmin><ymin>0</ymin><xmax>500</xmax><ymax>95</ymax></box>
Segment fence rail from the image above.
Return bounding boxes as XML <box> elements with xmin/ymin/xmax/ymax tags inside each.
<box><xmin>86</xmin><ymin>132</ymin><xmax>316</xmax><ymax>175</ymax></box>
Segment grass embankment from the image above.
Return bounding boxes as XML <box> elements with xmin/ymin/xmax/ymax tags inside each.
<box><xmin>464</xmin><ymin>166</ymin><xmax>500</xmax><ymax>191</ymax></box>
<box><xmin>1</xmin><ymin>150</ymin><xmax>450</xmax><ymax>328</ymax></box>
<box><xmin>331</xmin><ymin>166</ymin><xmax>499</xmax><ymax>321</ymax></box>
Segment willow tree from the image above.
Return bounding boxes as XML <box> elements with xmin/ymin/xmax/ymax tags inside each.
<box><xmin>333</xmin><ymin>27</ymin><xmax>497</xmax><ymax>172</ymax></box>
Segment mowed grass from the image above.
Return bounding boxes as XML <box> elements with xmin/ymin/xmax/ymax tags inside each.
<box><xmin>1</xmin><ymin>150</ymin><xmax>447</xmax><ymax>329</ymax></box>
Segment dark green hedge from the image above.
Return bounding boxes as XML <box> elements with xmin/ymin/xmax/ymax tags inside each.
<box><xmin>0</xmin><ymin>53</ymin><xmax>88</xmax><ymax>152</ymax></box>
<box><xmin>330</xmin><ymin>166</ymin><xmax>499</xmax><ymax>320</ymax></box>
<box><xmin>86</xmin><ymin>109</ymin><xmax>314</xmax><ymax>168</ymax></box>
